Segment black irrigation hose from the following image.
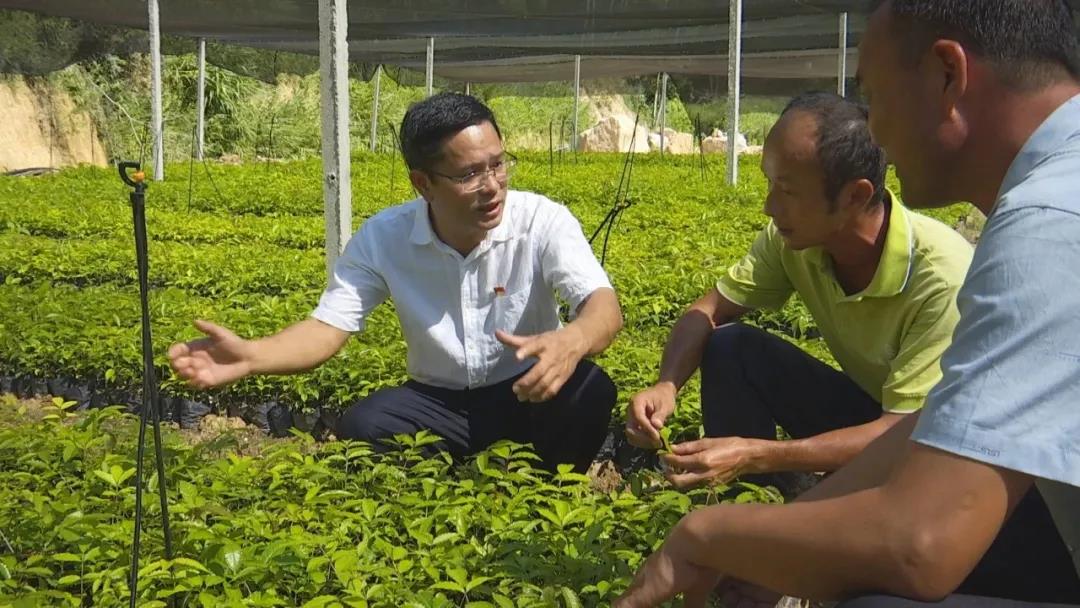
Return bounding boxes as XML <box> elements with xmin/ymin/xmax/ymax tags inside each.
<box><xmin>388</xmin><ymin>121</ymin><xmax>401</xmax><ymax>195</ymax></box>
<box><xmin>601</xmin><ymin>206</ymin><xmax>618</xmax><ymax>266</ymax></box>
<box><xmin>176</xmin><ymin>82</ymin><xmax>226</xmax><ymax>218</ymax></box>
<box><xmin>559</xmin><ymin>116</ymin><xmax>567</xmax><ymax>164</ymax></box>
<box><xmin>694</xmin><ymin>116</ymin><xmax>707</xmax><ymax>180</ymax></box>
<box><xmin>185</xmin><ymin>122</ymin><xmax>229</xmax><ymax>231</ymax></box>
<box><xmin>590</xmin><ymin>113</ymin><xmax>639</xmax><ymax>245</ymax></box>
<box><xmin>138</xmin><ymin>122</ymin><xmax>150</xmax><ymax>174</ymax></box>
<box><xmin>616</xmin><ymin>113</ymin><xmax>640</xmax><ymax>201</ymax></box>
<box><xmin>597</xmin><ymin>199</ymin><xmax>634</xmax><ymax>267</ymax></box>
<box><xmin>590</xmin><ymin>113</ymin><xmax>640</xmax><ymax>266</ymax></box>
<box><xmin>588</xmin><ymin>203</ymin><xmax>624</xmax><ymax>244</ymax></box>
<box><xmin>607</xmin><ymin>115</ymin><xmax>642</xmax><ymax>258</ymax></box>
<box><xmin>200</xmin><ymin>156</ymin><xmax>228</xmax><ymax>209</ymax></box>
<box><xmin>118</xmin><ymin>163</ymin><xmax>174</xmax><ymax>608</ymax></box>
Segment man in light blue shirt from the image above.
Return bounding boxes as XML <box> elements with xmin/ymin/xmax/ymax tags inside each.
<box><xmin>614</xmin><ymin>1</ymin><xmax>1080</xmax><ymax>607</ymax></box>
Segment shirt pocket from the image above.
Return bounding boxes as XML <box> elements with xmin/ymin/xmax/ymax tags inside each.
<box><xmin>484</xmin><ymin>285</ymin><xmax>531</xmax><ymax>336</ymax></box>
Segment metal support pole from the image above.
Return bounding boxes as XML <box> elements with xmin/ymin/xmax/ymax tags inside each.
<box><xmin>319</xmin><ymin>0</ymin><xmax>352</xmax><ymax>277</ymax></box>
<box><xmin>659</xmin><ymin>72</ymin><xmax>668</xmax><ymax>156</ymax></box>
<box><xmin>838</xmin><ymin>12</ymin><xmax>849</xmax><ymax>96</ymax></box>
<box><xmin>369</xmin><ymin>65</ymin><xmax>381</xmax><ymax>152</ymax></box>
<box><xmin>726</xmin><ymin>0</ymin><xmax>743</xmax><ymax>186</ymax></box>
<box><xmin>572</xmin><ymin>55</ymin><xmax>581</xmax><ymax>152</ymax></box>
<box><xmin>195</xmin><ymin>38</ymin><xmax>206</xmax><ymax>161</ymax></box>
<box><xmin>465</xmin><ymin>81</ymin><xmax>471</xmax><ymax>96</ymax></box>
<box><xmin>426</xmin><ymin>37</ymin><xmax>435</xmax><ymax>97</ymax></box>
<box><xmin>148</xmin><ymin>0</ymin><xmax>164</xmax><ymax>180</ymax></box>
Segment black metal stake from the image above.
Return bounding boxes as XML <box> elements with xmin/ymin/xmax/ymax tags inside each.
<box><xmin>548</xmin><ymin>119</ymin><xmax>555</xmax><ymax>178</ymax></box>
<box><xmin>559</xmin><ymin>116</ymin><xmax>567</xmax><ymax>165</ymax></box>
<box><xmin>388</xmin><ymin>122</ymin><xmax>401</xmax><ymax>197</ymax></box>
<box><xmin>119</xmin><ymin>162</ymin><xmax>173</xmax><ymax>608</ymax></box>
<box><xmin>695</xmin><ymin>116</ymin><xmax>707</xmax><ymax>181</ymax></box>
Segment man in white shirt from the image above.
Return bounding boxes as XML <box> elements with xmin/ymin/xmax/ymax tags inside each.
<box><xmin>168</xmin><ymin>93</ymin><xmax>623</xmax><ymax>472</ymax></box>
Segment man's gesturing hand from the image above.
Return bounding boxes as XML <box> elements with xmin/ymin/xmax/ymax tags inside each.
<box><xmin>167</xmin><ymin>319</ymin><xmax>254</xmax><ymax>390</ymax></box>
<box><xmin>496</xmin><ymin>327</ymin><xmax>586</xmax><ymax>402</ymax></box>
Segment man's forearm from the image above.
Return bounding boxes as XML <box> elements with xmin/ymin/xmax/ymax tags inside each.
<box><xmin>652</xmin><ymin>289</ymin><xmax>746</xmax><ymax>394</ymax></box>
<box><xmin>795</xmin><ymin>412</ymin><xmax>919</xmax><ymax>502</ymax></box>
<box><xmin>747</xmin><ymin>413</ymin><xmax>907</xmax><ymax>475</ymax></box>
<box><xmin>667</xmin><ymin>439</ymin><xmax>1031</xmax><ymax>602</ymax></box>
<box><xmin>670</xmin><ymin>490</ymin><xmax>908</xmax><ymax>601</ymax></box>
<box><xmin>249</xmin><ymin>317</ymin><xmax>351</xmax><ymax>375</ymax></box>
<box><xmin>655</xmin><ymin>309</ymin><xmax>734</xmax><ymax>393</ymax></box>
<box><xmin>567</xmin><ymin>287</ymin><xmax>623</xmax><ymax>356</ymax></box>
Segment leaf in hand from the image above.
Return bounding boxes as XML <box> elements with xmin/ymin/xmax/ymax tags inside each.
<box><xmin>658</xmin><ymin>426</ymin><xmax>673</xmax><ymax>454</ymax></box>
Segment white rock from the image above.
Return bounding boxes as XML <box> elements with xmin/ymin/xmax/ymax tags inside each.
<box><xmin>578</xmin><ymin>115</ymin><xmax>650</xmax><ymax>153</ymax></box>
<box><xmin>647</xmin><ymin>128</ymin><xmax>695</xmax><ymax>154</ymax></box>
<box><xmin>702</xmin><ymin>130</ymin><xmax>749</xmax><ymax>154</ymax></box>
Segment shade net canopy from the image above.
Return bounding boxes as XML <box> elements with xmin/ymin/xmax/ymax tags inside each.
<box><xmin>0</xmin><ymin>0</ymin><xmax>882</xmax><ymax>94</ymax></box>
<box><xmin>1</xmin><ymin>1</ymin><xmax>1076</xmax><ymax>94</ymax></box>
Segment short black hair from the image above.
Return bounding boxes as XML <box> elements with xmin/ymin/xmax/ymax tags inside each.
<box><xmin>868</xmin><ymin>0</ymin><xmax>1080</xmax><ymax>89</ymax></box>
<box><xmin>779</xmin><ymin>91</ymin><xmax>887</xmax><ymax>207</ymax></box>
<box><xmin>399</xmin><ymin>92</ymin><xmax>501</xmax><ymax>171</ymax></box>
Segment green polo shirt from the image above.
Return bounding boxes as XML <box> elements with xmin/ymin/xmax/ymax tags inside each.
<box><xmin>717</xmin><ymin>194</ymin><xmax>973</xmax><ymax>413</ymax></box>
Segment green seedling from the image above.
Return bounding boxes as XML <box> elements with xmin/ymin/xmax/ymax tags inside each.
<box><xmin>42</xmin><ymin>397</ymin><xmax>78</xmax><ymax>422</ymax></box>
<box><xmin>658</xmin><ymin>426</ymin><xmax>674</xmax><ymax>454</ymax></box>
<box><xmin>658</xmin><ymin>426</ymin><xmax>688</xmax><ymax>477</ymax></box>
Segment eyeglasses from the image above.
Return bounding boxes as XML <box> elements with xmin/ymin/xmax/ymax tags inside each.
<box><xmin>430</xmin><ymin>155</ymin><xmax>517</xmax><ymax>193</ymax></box>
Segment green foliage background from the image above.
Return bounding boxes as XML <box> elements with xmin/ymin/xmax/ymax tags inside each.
<box><xmin>40</xmin><ymin>51</ymin><xmax>776</xmax><ymax>164</ymax></box>
<box><xmin>0</xmin><ymin>154</ymin><xmax>967</xmax><ymax>434</ymax></box>
<box><xmin>0</xmin><ymin>10</ymin><xmax>971</xmax><ymax>608</ymax></box>
<box><xmin>0</xmin><ymin>151</ymin><xmax>971</xmax><ymax>607</ymax></box>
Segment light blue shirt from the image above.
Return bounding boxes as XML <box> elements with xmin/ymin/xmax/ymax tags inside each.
<box><xmin>911</xmin><ymin>94</ymin><xmax>1080</xmax><ymax>577</ymax></box>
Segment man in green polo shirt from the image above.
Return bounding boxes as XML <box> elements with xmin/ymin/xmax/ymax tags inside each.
<box><xmin>625</xmin><ymin>91</ymin><xmax>973</xmax><ymax>496</ymax></box>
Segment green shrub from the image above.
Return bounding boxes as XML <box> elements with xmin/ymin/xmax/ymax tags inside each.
<box><xmin>0</xmin><ymin>402</ymin><xmax>780</xmax><ymax>606</ymax></box>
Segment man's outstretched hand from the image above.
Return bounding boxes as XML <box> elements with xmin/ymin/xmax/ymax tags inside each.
<box><xmin>167</xmin><ymin>319</ymin><xmax>254</xmax><ymax>390</ymax></box>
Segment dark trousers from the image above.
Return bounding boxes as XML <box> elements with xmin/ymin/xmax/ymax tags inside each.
<box><xmin>700</xmin><ymin>324</ymin><xmax>1080</xmax><ymax>604</ymax></box>
<box><xmin>701</xmin><ymin>323</ymin><xmax>881</xmax><ymax>441</ymax></box>
<box><xmin>700</xmin><ymin>322</ymin><xmax>881</xmax><ymax>497</ymax></box>
<box><xmin>335</xmin><ymin>359</ymin><xmax>615</xmax><ymax>473</ymax></box>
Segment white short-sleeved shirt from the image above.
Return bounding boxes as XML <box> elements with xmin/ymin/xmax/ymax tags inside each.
<box><xmin>312</xmin><ymin>190</ymin><xmax>613</xmax><ymax>390</ymax></box>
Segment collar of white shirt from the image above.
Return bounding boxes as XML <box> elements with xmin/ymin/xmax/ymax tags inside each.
<box><xmin>408</xmin><ymin>196</ymin><xmax>519</xmax><ymax>250</ymax></box>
